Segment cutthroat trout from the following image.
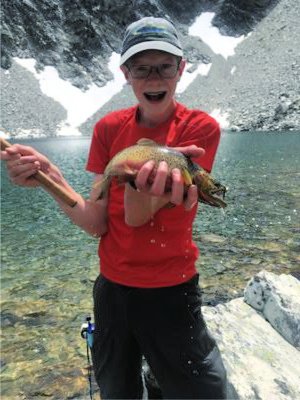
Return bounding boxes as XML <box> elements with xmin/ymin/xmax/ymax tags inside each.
<box><xmin>94</xmin><ymin>139</ymin><xmax>227</xmax><ymax>208</ymax></box>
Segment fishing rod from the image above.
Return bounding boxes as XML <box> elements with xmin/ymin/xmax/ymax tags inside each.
<box><xmin>0</xmin><ymin>137</ymin><xmax>77</xmax><ymax>207</ymax></box>
<box><xmin>81</xmin><ymin>316</ymin><xmax>95</xmax><ymax>400</ymax></box>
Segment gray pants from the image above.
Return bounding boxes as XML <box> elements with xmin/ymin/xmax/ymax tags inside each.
<box><xmin>92</xmin><ymin>274</ymin><xmax>227</xmax><ymax>399</ymax></box>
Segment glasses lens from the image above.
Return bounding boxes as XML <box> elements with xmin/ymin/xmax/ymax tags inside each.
<box><xmin>158</xmin><ymin>64</ymin><xmax>178</xmax><ymax>78</ymax></box>
<box><xmin>129</xmin><ymin>64</ymin><xmax>179</xmax><ymax>79</ymax></box>
<box><xmin>130</xmin><ymin>65</ymin><xmax>151</xmax><ymax>79</ymax></box>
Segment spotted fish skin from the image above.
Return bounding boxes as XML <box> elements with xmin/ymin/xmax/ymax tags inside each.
<box><xmin>94</xmin><ymin>139</ymin><xmax>227</xmax><ymax>208</ymax></box>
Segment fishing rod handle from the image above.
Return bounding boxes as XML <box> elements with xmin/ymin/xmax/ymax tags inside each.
<box><xmin>1</xmin><ymin>137</ymin><xmax>77</xmax><ymax>208</ymax></box>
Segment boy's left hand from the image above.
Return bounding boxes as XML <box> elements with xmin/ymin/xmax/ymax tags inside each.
<box><xmin>134</xmin><ymin>145</ymin><xmax>205</xmax><ymax>210</ymax></box>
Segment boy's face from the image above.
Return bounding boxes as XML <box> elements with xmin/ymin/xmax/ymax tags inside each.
<box><xmin>121</xmin><ymin>50</ymin><xmax>185</xmax><ymax>121</ymax></box>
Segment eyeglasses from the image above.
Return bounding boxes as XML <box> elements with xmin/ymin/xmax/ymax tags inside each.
<box><xmin>127</xmin><ymin>63</ymin><xmax>180</xmax><ymax>79</ymax></box>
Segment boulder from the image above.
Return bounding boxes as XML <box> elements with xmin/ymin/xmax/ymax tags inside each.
<box><xmin>244</xmin><ymin>270</ymin><xmax>300</xmax><ymax>348</ymax></box>
<box><xmin>203</xmin><ymin>296</ymin><xmax>300</xmax><ymax>400</ymax></box>
<box><xmin>203</xmin><ymin>270</ymin><xmax>300</xmax><ymax>400</ymax></box>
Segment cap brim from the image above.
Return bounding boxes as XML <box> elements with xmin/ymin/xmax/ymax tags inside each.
<box><xmin>120</xmin><ymin>41</ymin><xmax>183</xmax><ymax>65</ymax></box>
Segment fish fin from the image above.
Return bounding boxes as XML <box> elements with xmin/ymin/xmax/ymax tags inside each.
<box><xmin>182</xmin><ymin>169</ymin><xmax>193</xmax><ymax>186</ymax></box>
<box><xmin>164</xmin><ymin>202</ymin><xmax>176</xmax><ymax>209</ymax></box>
<box><xmin>92</xmin><ymin>176</ymin><xmax>111</xmax><ymax>200</ymax></box>
<box><xmin>136</xmin><ymin>138</ymin><xmax>158</xmax><ymax>146</ymax></box>
<box><xmin>122</xmin><ymin>164</ymin><xmax>138</xmax><ymax>175</ymax></box>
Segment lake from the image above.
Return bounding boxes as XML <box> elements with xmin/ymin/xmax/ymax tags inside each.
<box><xmin>1</xmin><ymin>132</ymin><xmax>299</xmax><ymax>399</ymax></box>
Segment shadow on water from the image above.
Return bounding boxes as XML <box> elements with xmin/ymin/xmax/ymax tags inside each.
<box><xmin>1</xmin><ymin>132</ymin><xmax>300</xmax><ymax>398</ymax></box>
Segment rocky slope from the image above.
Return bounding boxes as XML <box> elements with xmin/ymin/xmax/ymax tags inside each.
<box><xmin>1</xmin><ymin>0</ymin><xmax>299</xmax><ymax>137</ymax></box>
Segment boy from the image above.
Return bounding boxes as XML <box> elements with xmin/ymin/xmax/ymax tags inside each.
<box><xmin>1</xmin><ymin>16</ymin><xmax>227</xmax><ymax>399</ymax></box>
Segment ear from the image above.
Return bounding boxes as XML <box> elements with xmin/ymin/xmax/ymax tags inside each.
<box><xmin>120</xmin><ymin>65</ymin><xmax>131</xmax><ymax>84</ymax></box>
<box><xmin>178</xmin><ymin>59</ymin><xmax>186</xmax><ymax>77</ymax></box>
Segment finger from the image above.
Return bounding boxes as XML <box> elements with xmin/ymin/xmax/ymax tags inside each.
<box><xmin>9</xmin><ymin>161</ymin><xmax>40</xmax><ymax>179</ymax></box>
<box><xmin>184</xmin><ymin>185</ymin><xmax>198</xmax><ymax>210</ymax></box>
<box><xmin>10</xmin><ymin>155</ymin><xmax>41</xmax><ymax>168</ymax></box>
<box><xmin>1</xmin><ymin>151</ymin><xmax>21</xmax><ymax>163</ymax></box>
<box><xmin>174</xmin><ymin>145</ymin><xmax>205</xmax><ymax>159</ymax></box>
<box><xmin>6</xmin><ymin>144</ymin><xmax>38</xmax><ymax>157</ymax></box>
<box><xmin>150</xmin><ymin>161</ymin><xmax>168</xmax><ymax>197</ymax></box>
<box><xmin>10</xmin><ymin>166</ymin><xmax>40</xmax><ymax>187</ymax></box>
<box><xmin>136</xmin><ymin>160</ymin><xmax>155</xmax><ymax>190</ymax></box>
<box><xmin>170</xmin><ymin>168</ymin><xmax>184</xmax><ymax>205</ymax></box>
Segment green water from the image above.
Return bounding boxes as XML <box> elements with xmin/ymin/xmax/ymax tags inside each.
<box><xmin>1</xmin><ymin>132</ymin><xmax>300</xmax><ymax>399</ymax></box>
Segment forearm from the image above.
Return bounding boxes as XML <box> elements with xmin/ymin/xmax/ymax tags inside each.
<box><xmin>124</xmin><ymin>183</ymin><xmax>168</xmax><ymax>227</ymax></box>
<box><xmin>43</xmin><ymin>165</ymin><xmax>108</xmax><ymax>237</ymax></box>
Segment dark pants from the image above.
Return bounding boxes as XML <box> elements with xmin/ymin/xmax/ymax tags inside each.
<box><xmin>92</xmin><ymin>274</ymin><xmax>227</xmax><ymax>399</ymax></box>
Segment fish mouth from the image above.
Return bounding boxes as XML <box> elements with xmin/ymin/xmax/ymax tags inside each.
<box><xmin>144</xmin><ymin>91</ymin><xmax>167</xmax><ymax>102</ymax></box>
<box><xmin>198</xmin><ymin>186</ymin><xmax>227</xmax><ymax>208</ymax></box>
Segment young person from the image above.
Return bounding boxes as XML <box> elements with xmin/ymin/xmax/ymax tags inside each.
<box><xmin>1</xmin><ymin>17</ymin><xmax>227</xmax><ymax>399</ymax></box>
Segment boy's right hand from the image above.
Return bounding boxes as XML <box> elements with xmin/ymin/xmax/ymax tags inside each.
<box><xmin>1</xmin><ymin>144</ymin><xmax>52</xmax><ymax>187</ymax></box>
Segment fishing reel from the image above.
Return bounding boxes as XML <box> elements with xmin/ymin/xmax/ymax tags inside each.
<box><xmin>81</xmin><ymin>316</ymin><xmax>95</xmax><ymax>349</ymax></box>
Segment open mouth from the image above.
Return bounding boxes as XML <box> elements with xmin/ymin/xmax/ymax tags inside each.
<box><xmin>144</xmin><ymin>91</ymin><xmax>167</xmax><ymax>102</ymax></box>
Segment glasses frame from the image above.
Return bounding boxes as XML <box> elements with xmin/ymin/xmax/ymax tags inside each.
<box><xmin>126</xmin><ymin>60</ymin><xmax>181</xmax><ymax>80</ymax></box>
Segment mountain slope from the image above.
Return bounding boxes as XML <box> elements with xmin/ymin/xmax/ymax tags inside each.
<box><xmin>1</xmin><ymin>0</ymin><xmax>299</xmax><ymax>137</ymax></box>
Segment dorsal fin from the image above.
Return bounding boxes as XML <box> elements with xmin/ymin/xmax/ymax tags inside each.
<box><xmin>136</xmin><ymin>138</ymin><xmax>158</xmax><ymax>146</ymax></box>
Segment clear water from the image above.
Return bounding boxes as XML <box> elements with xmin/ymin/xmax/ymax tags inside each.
<box><xmin>1</xmin><ymin>132</ymin><xmax>300</xmax><ymax>398</ymax></box>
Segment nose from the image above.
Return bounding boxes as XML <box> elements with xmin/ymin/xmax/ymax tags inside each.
<box><xmin>147</xmin><ymin>66</ymin><xmax>162</xmax><ymax>79</ymax></box>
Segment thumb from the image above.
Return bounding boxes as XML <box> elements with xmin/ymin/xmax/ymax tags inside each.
<box><xmin>174</xmin><ymin>145</ymin><xmax>205</xmax><ymax>158</ymax></box>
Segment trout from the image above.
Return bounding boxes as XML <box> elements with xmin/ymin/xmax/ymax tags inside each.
<box><xmin>94</xmin><ymin>139</ymin><xmax>227</xmax><ymax>208</ymax></box>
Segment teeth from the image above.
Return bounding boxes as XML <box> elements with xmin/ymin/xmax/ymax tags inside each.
<box><xmin>146</xmin><ymin>92</ymin><xmax>164</xmax><ymax>95</ymax></box>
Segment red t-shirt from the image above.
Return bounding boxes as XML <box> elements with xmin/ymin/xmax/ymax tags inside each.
<box><xmin>86</xmin><ymin>102</ymin><xmax>220</xmax><ymax>288</ymax></box>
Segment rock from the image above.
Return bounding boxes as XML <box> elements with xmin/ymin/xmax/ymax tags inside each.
<box><xmin>203</xmin><ymin>295</ymin><xmax>300</xmax><ymax>400</ymax></box>
<box><xmin>244</xmin><ymin>270</ymin><xmax>300</xmax><ymax>348</ymax></box>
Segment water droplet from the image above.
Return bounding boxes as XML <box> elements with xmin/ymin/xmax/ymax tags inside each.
<box><xmin>184</xmin><ymin>292</ymin><xmax>187</xmax><ymax>296</ymax></box>
<box><xmin>185</xmin><ymin>256</ymin><xmax>188</xmax><ymax>259</ymax></box>
<box><xmin>150</xmin><ymin>221</ymin><xmax>154</xmax><ymax>227</ymax></box>
<box><xmin>187</xmin><ymin>227</ymin><xmax>191</xmax><ymax>231</ymax></box>
<box><xmin>191</xmin><ymin>336</ymin><xmax>194</xmax><ymax>340</ymax></box>
<box><xmin>182</xmin><ymin>274</ymin><xmax>186</xmax><ymax>279</ymax></box>
<box><xmin>185</xmin><ymin>249</ymin><xmax>189</xmax><ymax>253</ymax></box>
<box><xmin>161</xmin><ymin>243</ymin><xmax>166</xmax><ymax>248</ymax></box>
<box><xmin>192</xmin><ymin>370</ymin><xmax>199</xmax><ymax>375</ymax></box>
<box><xmin>187</xmin><ymin>360</ymin><xmax>192</xmax><ymax>364</ymax></box>
<box><xmin>150</xmin><ymin>239</ymin><xmax>156</xmax><ymax>244</ymax></box>
<box><xmin>160</xmin><ymin>226</ymin><xmax>165</xmax><ymax>232</ymax></box>
<box><xmin>189</xmin><ymin>325</ymin><xmax>193</xmax><ymax>329</ymax></box>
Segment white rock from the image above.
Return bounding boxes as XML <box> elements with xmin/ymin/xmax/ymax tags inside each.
<box><xmin>244</xmin><ymin>270</ymin><xmax>300</xmax><ymax>348</ymax></box>
<box><xmin>203</xmin><ymin>297</ymin><xmax>300</xmax><ymax>400</ymax></box>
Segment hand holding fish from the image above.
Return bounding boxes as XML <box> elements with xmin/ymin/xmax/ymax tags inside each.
<box><xmin>134</xmin><ymin>160</ymin><xmax>198</xmax><ymax>210</ymax></box>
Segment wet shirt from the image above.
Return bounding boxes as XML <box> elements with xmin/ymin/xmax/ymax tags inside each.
<box><xmin>86</xmin><ymin>102</ymin><xmax>220</xmax><ymax>288</ymax></box>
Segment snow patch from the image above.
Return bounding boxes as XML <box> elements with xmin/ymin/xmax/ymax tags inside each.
<box><xmin>210</xmin><ymin>109</ymin><xmax>230</xmax><ymax>129</ymax></box>
<box><xmin>176</xmin><ymin>63</ymin><xmax>212</xmax><ymax>94</ymax></box>
<box><xmin>189</xmin><ymin>12</ymin><xmax>246</xmax><ymax>58</ymax></box>
<box><xmin>14</xmin><ymin>53</ymin><xmax>126</xmax><ymax>136</ymax></box>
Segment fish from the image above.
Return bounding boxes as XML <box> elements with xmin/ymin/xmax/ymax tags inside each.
<box><xmin>94</xmin><ymin>139</ymin><xmax>227</xmax><ymax>208</ymax></box>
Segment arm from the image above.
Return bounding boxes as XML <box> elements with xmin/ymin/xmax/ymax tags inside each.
<box><xmin>1</xmin><ymin>144</ymin><xmax>108</xmax><ymax>237</ymax></box>
<box><xmin>124</xmin><ymin>145</ymin><xmax>204</xmax><ymax>227</ymax></box>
